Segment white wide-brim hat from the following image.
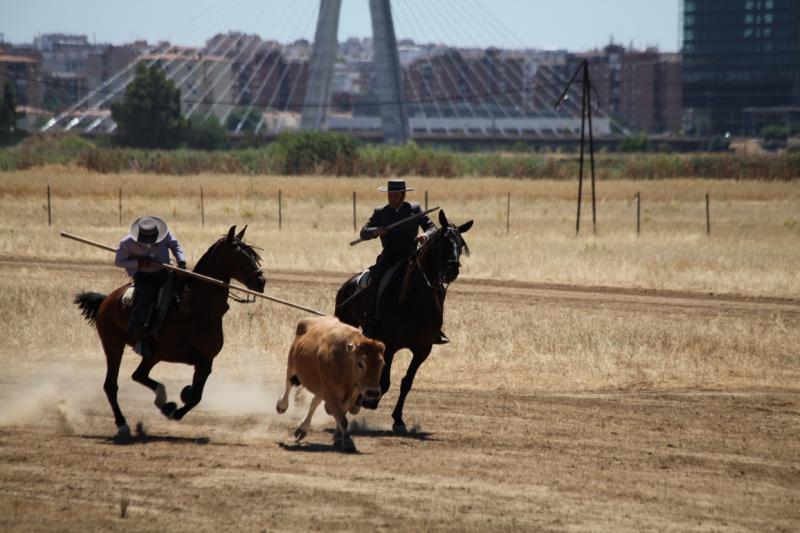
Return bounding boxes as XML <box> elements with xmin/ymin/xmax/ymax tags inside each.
<box><xmin>130</xmin><ymin>216</ymin><xmax>168</xmax><ymax>244</ymax></box>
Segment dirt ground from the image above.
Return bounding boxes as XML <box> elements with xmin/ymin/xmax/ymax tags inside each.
<box><xmin>1</xmin><ymin>263</ymin><xmax>799</xmax><ymax>531</ymax></box>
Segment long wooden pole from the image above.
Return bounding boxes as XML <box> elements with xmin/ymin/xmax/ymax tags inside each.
<box><xmin>349</xmin><ymin>206</ymin><xmax>440</xmax><ymax>246</ymax></box>
<box><xmin>59</xmin><ymin>231</ymin><xmax>326</xmax><ymax>316</ymax></box>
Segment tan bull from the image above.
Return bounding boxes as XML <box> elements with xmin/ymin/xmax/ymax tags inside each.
<box><xmin>276</xmin><ymin>315</ymin><xmax>385</xmax><ymax>452</ymax></box>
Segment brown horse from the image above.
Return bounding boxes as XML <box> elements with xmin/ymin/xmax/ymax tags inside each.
<box><xmin>75</xmin><ymin>225</ymin><xmax>266</xmax><ymax>439</ymax></box>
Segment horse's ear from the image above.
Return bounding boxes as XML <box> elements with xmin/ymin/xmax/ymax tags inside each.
<box><xmin>226</xmin><ymin>226</ymin><xmax>236</xmax><ymax>242</ymax></box>
<box><xmin>236</xmin><ymin>225</ymin><xmax>247</xmax><ymax>240</ymax></box>
<box><xmin>438</xmin><ymin>209</ymin><xmax>449</xmax><ymax>227</ymax></box>
<box><xmin>458</xmin><ymin>220</ymin><xmax>473</xmax><ymax>233</ymax></box>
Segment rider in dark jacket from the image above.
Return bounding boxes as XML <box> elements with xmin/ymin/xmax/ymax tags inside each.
<box><xmin>359</xmin><ymin>179</ymin><xmax>448</xmax><ymax>343</ymax></box>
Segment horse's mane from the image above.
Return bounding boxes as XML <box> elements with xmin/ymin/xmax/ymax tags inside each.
<box><xmin>415</xmin><ymin>224</ymin><xmax>470</xmax><ymax>263</ymax></box>
<box><xmin>193</xmin><ymin>235</ymin><xmax>262</xmax><ymax>274</ymax></box>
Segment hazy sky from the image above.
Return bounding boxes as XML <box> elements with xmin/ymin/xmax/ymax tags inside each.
<box><xmin>2</xmin><ymin>0</ymin><xmax>680</xmax><ymax>52</ymax></box>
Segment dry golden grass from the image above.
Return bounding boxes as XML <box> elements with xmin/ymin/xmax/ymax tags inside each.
<box><xmin>1</xmin><ymin>166</ymin><xmax>798</xmax><ymax>392</ymax></box>
<box><xmin>1</xmin><ymin>167</ymin><xmax>799</xmax><ymax>296</ymax></box>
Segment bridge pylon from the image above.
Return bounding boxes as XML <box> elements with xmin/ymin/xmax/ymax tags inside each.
<box><xmin>300</xmin><ymin>0</ymin><xmax>409</xmax><ymax>144</ymax></box>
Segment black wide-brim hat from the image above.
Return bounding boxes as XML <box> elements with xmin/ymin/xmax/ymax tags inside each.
<box><xmin>379</xmin><ymin>179</ymin><xmax>415</xmax><ymax>192</ymax></box>
<box><xmin>130</xmin><ymin>216</ymin><xmax>168</xmax><ymax>244</ymax></box>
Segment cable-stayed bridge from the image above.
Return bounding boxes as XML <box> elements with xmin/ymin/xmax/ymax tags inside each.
<box><xmin>41</xmin><ymin>0</ymin><xmax>618</xmax><ymax>142</ymax></box>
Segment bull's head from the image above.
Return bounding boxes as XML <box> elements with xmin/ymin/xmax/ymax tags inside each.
<box><xmin>348</xmin><ymin>337</ymin><xmax>385</xmax><ymax>401</ymax></box>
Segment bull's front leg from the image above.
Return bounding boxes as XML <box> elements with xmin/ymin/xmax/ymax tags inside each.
<box><xmin>328</xmin><ymin>403</ymin><xmax>356</xmax><ymax>453</ymax></box>
<box><xmin>294</xmin><ymin>395</ymin><xmax>321</xmax><ymax>441</ymax></box>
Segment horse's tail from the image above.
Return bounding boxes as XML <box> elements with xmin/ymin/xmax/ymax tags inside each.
<box><xmin>74</xmin><ymin>292</ymin><xmax>106</xmax><ymax>327</ymax></box>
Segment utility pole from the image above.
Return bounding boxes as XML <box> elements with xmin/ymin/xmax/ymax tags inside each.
<box><xmin>555</xmin><ymin>59</ymin><xmax>597</xmax><ymax>235</ymax></box>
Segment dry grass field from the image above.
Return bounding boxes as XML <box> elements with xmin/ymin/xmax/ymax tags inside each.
<box><xmin>1</xmin><ymin>167</ymin><xmax>799</xmax><ymax>531</ymax></box>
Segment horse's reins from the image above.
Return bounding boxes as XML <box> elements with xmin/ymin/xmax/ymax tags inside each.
<box><xmin>410</xmin><ymin>226</ymin><xmax>462</xmax><ymax>314</ymax></box>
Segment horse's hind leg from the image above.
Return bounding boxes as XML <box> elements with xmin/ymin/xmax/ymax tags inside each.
<box><xmin>170</xmin><ymin>359</ymin><xmax>212</xmax><ymax>421</ymax></box>
<box><xmin>100</xmin><ymin>335</ymin><xmax>129</xmax><ymax>438</ymax></box>
<box><xmin>131</xmin><ymin>357</ymin><xmax>170</xmax><ymax>413</ymax></box>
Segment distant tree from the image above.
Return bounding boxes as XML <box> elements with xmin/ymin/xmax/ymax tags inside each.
<box><xmin>185</xmin><ymin>115</ymin><xmax>228</xmax><ymax>150</ymax></box>
<box><xmin>618</xmin><ymin>133</ymin><xmax>649</xmax><ymax>152</ymax></box>
<box><xmin>760</xmin><ymin>124</ymin><xmax>790</xmax><ymax>151</ymax></box>
<box><xmin>0</xmin><ymin>81</ymin><xmax>19</xmax><ymax>143</ymax></box>
<box><xmin>111</xmin><ymin>64</ymin><xmax>184</xmax><ymax>148</ymax></box>
<box><xmin>225</xmin><ymin>107</ymin><xmax>260</xmax><ymax>133</ymax></box>
<box><xmin>707</xmin><ymin>135</ymin><xmax>731</xmax><ymax>152</ymax></box>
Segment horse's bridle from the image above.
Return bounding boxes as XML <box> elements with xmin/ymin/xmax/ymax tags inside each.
<box><xmin>414</xmin><ymin>225</ymin><xmax>464</xmax><ymax>292</ymax></box>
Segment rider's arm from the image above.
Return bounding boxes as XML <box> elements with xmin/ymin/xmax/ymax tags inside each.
<box><xmin>417</xmin><ymin>206</ymin><xmax>437</xmax><ymax>241</ymax></box>
<box><xmin>114</xmin><ymin>238</ymin><xmax>140</xmax><ymax>271</ymax></box>
<box><xmin>165</xmin><ymin>231</ymin><xmax>187</xmax><ymax>268</ymax></box>
<box><xmin>359</xmin><ymin>207</ymin><xmax>383</xmax><ymax>240</ymax></box>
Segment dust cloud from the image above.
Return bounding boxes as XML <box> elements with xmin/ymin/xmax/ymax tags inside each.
<box><xmin>0</xmin><ymin>357</ymin><xmax>337</xmax><ymax>442</ymax></box>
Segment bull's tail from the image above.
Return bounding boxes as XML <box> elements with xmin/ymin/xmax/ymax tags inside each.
<box><xmin>74</xmin><ymin>292</ymin><xmax>106</xmax><ymax>327</ymax></box>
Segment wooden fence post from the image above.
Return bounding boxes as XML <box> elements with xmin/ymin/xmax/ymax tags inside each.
<box><xmin>118</xmin><ymin>188</ymin><xmax>122</xmax><ymax>226</ymax></box>
<box><xmin>47</xmin><ymin>185</ymin><xmax>51</xmax><ymax>227</ymax></box>
<box><xmin>424</xmin><ymin>190</ymin><xmax>429</xmax><ymax>211</ymax></box>
<box><xmin>506</xmin><ymin>192</ymin><xmax>511</xmax><ymax>235</ymax></box>
<box><xmin>352</xmin><ymin>191</ymin><xmax>356</xmax><ymax>231</ymax></box>
<box><xmin>636</xmin><ymin>192</ymin><xmax>640</xmax><ymax>236</ymax></box>
<box><xmin>278</xmin><ymin>190</ymin><xmax>282</xmax><ymax>230</ymax></box>
<box><xmin>200</xmin><ymin>187</ymin><xmax>205</xmax><ymax>228</ymax></box>
<box><xmin>705</xmin><ymin>193</ymin><xmax>710</xmax><ymax>235</ymax></box>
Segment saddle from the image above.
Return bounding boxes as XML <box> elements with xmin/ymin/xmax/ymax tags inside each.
<box><xmin>348</xmin><ymin>261</ymin><xmax>404</xmax><ymax>315</ymax></box>
<box><xmin>123</xmin><ymin>272</ymin><xmax>187</xmax><ymax>337</ymax></box>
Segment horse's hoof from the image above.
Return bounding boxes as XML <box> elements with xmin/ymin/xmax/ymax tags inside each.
<box><xmin>116</xmin><ymin>424</ymin><xmax>132</xmax><ymax>440</ymax></box>
<box><xmin>160</xmin><ymin>402</ymin><xmax>177</xmax><ymax>419</ymax></box>
<box><xmin>180</xmin><ymin>385</ymin><xmax>193</xmax><ymax>404</ymax></box>
<box><xmin>294</xmin><ymin>426</ymin><xmax>307</xmax><ymax>441</ymax></box>
<box><xmin>392</xmin><ymin>423</ymin><xmax>407</xmax><ymax>435</ymax></box>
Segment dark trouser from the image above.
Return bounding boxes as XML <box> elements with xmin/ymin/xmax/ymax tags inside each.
<box><xmin>364</xmin><ymin>249</ymin><xmax>409</xmax><ymax>324</ymax></box>
<box><xmin>126</xmin><ymin>270</ymin><xmax>168</xmax><ymax>342</ymax></box>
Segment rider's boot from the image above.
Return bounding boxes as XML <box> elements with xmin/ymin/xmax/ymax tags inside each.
<box><xmin>361</xmin><ymin>283</ymin><xmax>382</xmax><ymax>340</ymax></box>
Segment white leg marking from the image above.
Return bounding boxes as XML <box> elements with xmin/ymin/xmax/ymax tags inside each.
<box><xmin>154</xmin><ymin>384</ymin><xmax>167</xmax><ymax>408</ymax></box>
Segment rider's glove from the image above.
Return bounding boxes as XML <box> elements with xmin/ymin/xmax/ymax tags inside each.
<box><xmin>178</xmin><ymin>261</ymin><xmax>187</xmax><ymax>269</ymax></box>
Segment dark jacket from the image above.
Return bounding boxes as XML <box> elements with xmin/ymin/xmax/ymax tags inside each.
<box><xmin>360</xmin><ymin>202</ymin><xmax>437</xmax><ymax>260</ymax></box>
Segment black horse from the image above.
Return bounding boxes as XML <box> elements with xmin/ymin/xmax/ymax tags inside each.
<box><xmin>335</xmin><ymin>210</ymin><xmax>472</xmax><ymax>432</ymax></box>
